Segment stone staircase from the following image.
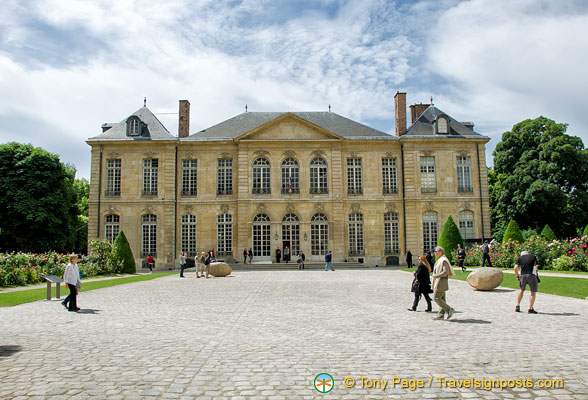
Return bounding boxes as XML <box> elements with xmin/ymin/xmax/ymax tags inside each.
<box><xmin>229</xmin><ymin>262</ymin><xmax>373</xmax><ymax>270</ymax></box>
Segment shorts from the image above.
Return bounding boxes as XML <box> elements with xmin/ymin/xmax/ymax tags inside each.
<box><xmin>519</xmin><ymin>274</ymin><xmax>538</xmax><ymax>292</ymax></box>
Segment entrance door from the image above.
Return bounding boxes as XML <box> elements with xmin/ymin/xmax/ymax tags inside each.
<box><xmin>252</xmin><ymin>214</ymin><xmax>271</xmax><ymax>260</ymax></box>
<box><xmin>282</xmin><ymin>240</ymin><xmax>290</xmax><ymax>262</ymax></box>
<box><xmin>311</xmin><ymin>213</ymin><xmax>329</xmax><ymax>261</ymax></box>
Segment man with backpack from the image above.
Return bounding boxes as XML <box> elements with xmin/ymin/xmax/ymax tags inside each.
<box><xmin>481</xmin><ymin>240</ymin><xmax>492</xmax><ymax>268</ymax></box>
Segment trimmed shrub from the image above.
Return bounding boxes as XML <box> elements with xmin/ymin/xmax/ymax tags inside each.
<box><xmin>437</xmin><ymin>215</ymin><xmax>464</xmax><ymax>264</ymax></box>
<box><xmin>522</xmin><ymin>228</ymin><xmax>538</xmax><ymax>241</ymax></box>
<box><xmin>109</xmin><ymin>231</ymin><xmax>135</xmax><ymax>274</ymax></box>
<box><xmin>502</xmin><ymin>220</ymin><xmax>524</xmax><ymax>245</ymax></box>
<box><xmin>540</xmin><ymin>224</ymin><xmax>556</xmax><ymax>241</ymax></box>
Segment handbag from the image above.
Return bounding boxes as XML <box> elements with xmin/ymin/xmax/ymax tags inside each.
<box><xmin>411</xmin><ymin>278</ymin><xmax>420</xmax><ymax>293</ymax></box>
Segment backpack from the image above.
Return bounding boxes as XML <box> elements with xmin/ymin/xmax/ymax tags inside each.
<box><xmin>482</xmin><ymin>243</ymin><xmax>489</xmax><ymax>253</ymax></box>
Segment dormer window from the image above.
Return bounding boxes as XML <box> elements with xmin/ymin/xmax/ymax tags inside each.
<box><xmin>127</xmin><ymin>117</ymin><xmax>141</xmax><ymax>136</ymax></box>
<box><xmin>435</xmin><ymin>116</ymin><xmax>449</xmax><ymax>134</ymax></box>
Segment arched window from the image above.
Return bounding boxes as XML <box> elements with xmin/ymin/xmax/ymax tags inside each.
<box><xmin>310</xmin><ymin>157</ymin><xmax>328</xmax><ymax>194</ymax></box>
<box><xmin>252</xmin><ymin>157</ymin><xmax>270</xmax><ymax>194</ymax></box>
<box><xmin>282</xmin><ymin>214</ymin><xmax>300</xmax><ymax>256</ymax></box>
<box><xmin>422</xmin><ymin>211</ymin><xmax>438</xmax><ymax>253</ymax></box>
<box><xmin>311</xmin><ymin>214</ymin><xmax>329</xmax><ymax>256</ymax></box>
<box><xmin>127</xmin><ymin>117</ymin><xmax>141</xmax><ymax>136</ymax></box>
<box><xmin>217</xmin><ymin>214</ymin><xmax>233</xmax><ymax>256</ymax></box>
<box><xmin>459</xmin><ymin>210</ymin><xmax>475</xmax><ymax>241</ymax></box>
<box><xmin>252</xmin><ymin>214</ymin><xmax>271</xmax><ymax>256</ymax></box>
<box><xmin>384</xmin><ymin>212</ymin><xmax>399</xmax><ymax>254</ymax></box>
<box><xmin>348</xmin><ymin>213</ymin><xmax>364</xmax><ymax>255</ymax></box>
<box><xmin>181</xmin><ymin>215</ymin><xmax>197</xmax><ymax>256</ymax></box>
<box><xmin>105</xmin><ymin>214</ymin><xmax>120</xmax><ymax>244</ymax></box>
<box><xmin>281</xmin><ymin>158</ymin><xmax>299</xmax><ymax>194</ymax></box>
<box><xmin>142</xmin><ymin>214</ymin><xmax>157</xmax><ymax>257</ymax></box>
<box><xmin>436</xmin><ymin>116</ymin><xmax>449</xmax><ymax>134</ymax></box>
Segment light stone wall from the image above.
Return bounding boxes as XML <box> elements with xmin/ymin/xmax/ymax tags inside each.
<box><xmin>88</xmin><ymin>122</ymin><xmax>490</xmax><ymax>269</ymax></box>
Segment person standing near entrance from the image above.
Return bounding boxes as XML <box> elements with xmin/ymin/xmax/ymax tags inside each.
<box><xmin>283</xmin><ymin>246</ymin><xmax>290</xmax><ymax>263</ymax></box>
<box><xmin>299</xmin><ymin>250</ymin><xmax>305</xmax><ymax>270</ymax></box>
<box><xmin>406</xmin><ymin>250</ymin><xmax>413</xmax><ymax>269</ymax></box>
<box><xmin>431</xmin><ymin>246</ymin><xmax>455</xmax><ymax>320</ymax></box>
<box><xmin>248</xmin><ymin>248</ymin><xmax>253</xmax><ymax>264</ymax></box>
<box><xmin>275</xmin><ymin>247</ymin><xmax>281</xmax><ymax>263</ymax></box>
<box><xmin>179</xmin><ymin>252</ymin><xmax>186</xmax><ymax>278</ymax></box>
<box><xmin>243</xmin><ymin>248</ymin><xmax>248</xmax><ymax>264</ymax></box>
<box><xmin>514</xmin><ymin>251</ymin><xmax>540</xmax><ymax>314</ymax></box>
<box><xmin>324</xmin><ymin>250</ymin><xmax>334</xmax><ymax>271</ymax></box>
<box><xmin>481</xmin><ymin>240</ymin><xmax>493</xmax><ymax>268</ymax></box>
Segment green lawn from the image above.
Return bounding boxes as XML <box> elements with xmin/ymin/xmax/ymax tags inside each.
<box><xmin>0</xmin><ymin>272</ymin><xmax>175</xmax><ymax>307</ymax></box>
<box><xmin>402</xmin><ymin>268</ymin><xmax>588</xmax><ymax>299</ymax></box>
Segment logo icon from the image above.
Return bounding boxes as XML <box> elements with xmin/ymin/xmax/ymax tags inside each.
<box><xmin>314</xmin><ymin>373</ymin><xmax>334</xmax><ymax>393</ymax></box>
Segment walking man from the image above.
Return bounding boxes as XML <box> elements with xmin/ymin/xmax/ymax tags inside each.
<box><xmin>431</xmin><ymin>246</ymin><xmax>455</xmax><ymax>320</ymax></box>
<box><xmin>406</xmin><ymin>250</ymin><xmax>413</xmax><ymax>269</ymax></box>
<box><xmin>481</xmin><ymin>240</ymin><xmax>492</xmax><ymax>268</ymax></box>
<box><xmin>514</xmin><ymin>251</ymin><xmax>539</xmax><ymax>314</ymax></box>
<box><xmin>324</xmin><ymin>251</ymin><xmax>334</xmax><ymax>271</ymax></box>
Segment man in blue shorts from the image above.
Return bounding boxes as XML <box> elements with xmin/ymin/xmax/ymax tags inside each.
<box><xmin>514</xmin><ymin>251</ymin><xmax>539</xmax><ymax>314</ymax></box>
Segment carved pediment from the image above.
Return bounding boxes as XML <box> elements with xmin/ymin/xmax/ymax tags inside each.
<box><xmin>106</xmin><ymin>204</ymin><xmax>119</xmax><ymax>213</ymax></box>
<box><xmin>285</xmin><ymin>203</ymin><xmax>296</xmax><ymax>212</ymax></box>
<box><xmin>142</xmin><ymin>205</ymin><xmax>155</xmax><ymax>214</ymax></box>
<box><xmin>459</xmin><ymin>201</ymin><xmax>471</xmax><ymax>211</ymax></box>
<box><xmin>253</xmin><ymin>150</ymin><xmax>270</xmax><ymax>158</ymax></box>
<box><xmin>282</xmin><ymin>150</ymin><xmax>297</xmax><ymax>158</ymax></box>
<box><xmin>256</xmin><ymin>203</ymin><xmax>267</xmax><ymax>213</ymax></box>
<box><xmin>348</xmin><ymin>152</ymin><xmax>360</xmax><ymax>158</ymax></box>
<box><xmin>238</xmin><ymin>114</ymin><xmax>343</xmax><ymax>141</ymax></box>
<box><xmin>219</xmin><ymin>152</ymin><xmax>232</xmax><ymax>159</ymax></box>
<box><xmin>311</xmin><ymin>150</ymin><xmax>326</xmax><ymax>158</ymax></box>
<box><xmin>183</xmin><ymin>152</ymin><xmax>195</xmax><ymax>160</ymax></box>
<box><xmin>424</xmin><ymin>202</ymin><xmax>435</xmax><ymax>211</ymax></box>
<box><xmin>384</xmin><ymin>152</ymin><xmax>396</xmax><ymax>159</ymax></box>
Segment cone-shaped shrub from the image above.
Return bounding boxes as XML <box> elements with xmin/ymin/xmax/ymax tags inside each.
<box><xmin>437</xmin><ymin>215</ymin><xmax>464</xmax><ymax>262</ymax></box>
<box><xmin>583</xmin><ymin>225</ymin><xmax>588</xmax><ymax>237</ymax></box>
<box><xmin>540</xmin><ymin>224</ymin><xmax>557</xmax><ymax>241</ymax></box>
<box><xmin>502</xmin><ymin>220</ymin><xmax>524</xmax><ymax>244</ymax></box>
<box><xmin>110</xmin><ymin>230</ymin><xmax>136</xmax><ymax>274</ymax></box>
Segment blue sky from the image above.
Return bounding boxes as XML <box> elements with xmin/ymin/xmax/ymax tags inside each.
<box><xmin>1</xmin><ymin>0</ymin><xmax>587</xmax><ymax>179</ymax></box>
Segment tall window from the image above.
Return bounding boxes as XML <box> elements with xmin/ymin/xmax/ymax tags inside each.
<box><xmin>382</xmin><ymin>158</ymin><xmax>397</xmax><ymax>194</ymax></box>
<box><xmin>217</xmin><ymin>214</ymin><xmax>233</xmax><ymax>256</ymax></box>
<box><xmin>459</xmin><ymin>210</ymin><xmax>475</xmax><ymax>241</ymax></box>
<box><xmin>422</xmin><ymin>211</ymin><xmax>438</xmax><ymax>253</ymax></box>
<box><xmin>105</xmin><ymin>159</ymin><xmax>121</xmax><ymax>196</ymax></box>
<box><xmin>128</xmin><ymin>118</ymin><xmax>140</xmax><ymax>136</ymax></box>
<box><xmin>105</xmin><ymin>214</ymin><xmax>120</xmax><ymax>244</ymax></box>
<box><xmin>348</xmin><ymin>213</ymin><xmax>364</xmax><ymax>255</ymax></box>
<box><xmin>420</xmin><ymin>156</ymin><xmax>436</xmax><ymax>193</ymax></box>
<box><xmin>181</xmin><ymin>215</ymin><xmax>197</xmax><ymax>256</ymax></box>
<box><xmin>142</xmin><ymin>214</ymin><xmax>157</xmax><ymax>257</ymax></box>
<box><xmin>436</xmin><ymin>117</ymin><xmax>449</xmax><ymax>134</ymax></box>
<box><xmin>457</xmin><ymin>156</ymin><xmax>472</xmax><ymax>192</ymax></box>
<box><xmin>143</xmin><ymin>159</ymin><xmax>158</xmax><ymax>196</ymax></box>
<box><xmin>281</xmin><ymin>158</ymin><xmax>300</xmax><ymax>194</ymax></box>
<box><xmin>182</xmin><ymin>160</ymin><xmax>197</xmax><ymax>196</ymax></box>
<box><xmin>311</xmin><ymin>214</ymin><xmax>329</xmax><ymax>256</ymax></box>
<box><xmin>217</xmin><ymin>159</ymin><xmax>233</xmax><ymax>195</ymax></box>
<box><xmin>310</xmin><ymin>157</ymin><xmax>328</xmax><ymax>194</ymax></box>
<box><xmin>252</xmin><ymin>214</ymin><xmax>271</xmax><ymax>257</ymax></box>
<box><xmin>347</xmin><ymin>158</ymin><xmax>363</xmax><ymax>195</ymax></box>
<box><xmin>252</xmin><ymin>157</ymin><xmax>270</xmax><ymax>194</ymax></box>
<box><xmin>384</xmin><ymin>212</ymin><xmax>399</xmax><ymax>254</ymax></box>
<box><xmin>282</xmin><ymin>214</ymin><xmax>300</xmax><ymax>256</ymax></box>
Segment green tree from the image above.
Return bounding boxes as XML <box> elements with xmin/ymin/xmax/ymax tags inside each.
<box><xmin>109</xmin><ymin>231</ymin><xmax>136</xmax><ymax>274</ymax></box>
<box><xmin>491</xmin><ymin>117</ymin><xmax>588</xmax><ymax>237</ymax></box>
<box><xmin>540</xmin><ymin>224</ymin><xmax>557</xmax><ymax>241</ymax></box>
<box><xmin>0</xmin><ymin>143</ymin><xmax>80</xmax><ymax>252</ymax></box>
<box><xmin>583</xmin><ymin>225</ymin><xmax>588</xmax><ymax>236</ymax></box>
<box><xmin>437</xmin><ymin>215</ymin><xmax>464</xmax><ymax>263</ymax></box>
<box><xmin>72</xmin><ymin>178</ymin><xmax>90</xmax><ymax>253</ymax></box>
<box><xmin>503</xmin><ymin>220</ymin><xmax>524</xmax><ymax>244</ymax></box>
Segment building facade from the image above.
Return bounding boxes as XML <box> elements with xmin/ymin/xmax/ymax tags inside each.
<box><xmin>87</xmin><ymin>93</ymin><xmax>491</xmax><ymax>269</ymax></box>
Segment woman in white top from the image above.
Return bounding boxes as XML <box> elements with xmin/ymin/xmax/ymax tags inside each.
<box><xmin>62</xmin><ymin>254</ymin><xmax>81</xmax><ymax>312</ymax></box>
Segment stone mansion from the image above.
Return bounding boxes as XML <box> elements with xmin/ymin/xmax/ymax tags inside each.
<box><xmin>87</xmin><ymin>93</ymin><xmax>491</xmax><ymax>269</ymax></box>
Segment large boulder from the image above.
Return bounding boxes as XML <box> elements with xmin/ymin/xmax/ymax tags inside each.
<box><xmin>209</xmin><ymin>262</ymin><xmax>232</xmax><ymax>277</ymax></box>
<box><xmin>467</xmin><ymin>268</ymin><xmax>503</xmax><ymax>291</ymax></box>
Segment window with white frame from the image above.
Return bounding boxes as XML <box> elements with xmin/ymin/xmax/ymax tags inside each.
<box><xmin>217</xmin><ymin>214</ymin><xmax>233</xmax><ymax>256</ymax></box>
<box><xmin>459</xmin><ymin>210</ymin><xmax>475</xmax><ymax>241</ymax></box>
<box><xmin>252</xmin><ymin>214</ymin><xmax>271</xmax><ymax>256</ymax></box>
<box><xmin>217</xmin><ymin>159</ymin><xmax>233</xmax><ymax>195</ymax></box>
<box><xmin>181</xmin><ymin>214</ymin><xmax>197</xmax><ymax>256</ymax></box>
<box><xmin>457</xmin><ymin>156</ymin><xmax>472</xmax><ymax>192</ymax></box>
<box><xmin>282</xmin><ymin>214</ymin><xmax>300</xmax><ymax>256</ymax></box>
<box><xmin>105</xmin><ymin>159</ymin><xmax>121</xmax><ymax>196</ymax></box>
<box><xmin>436</xmin><ymin>116</ymin><xmax>449</xmax><ymax>134</ymax></box>
<box><xmin>142</xmin><ymin>214</ymin><xmax>157</xmax><ymax>257</ymax></box>
<box><xmin>422</xmin><ymin>211</ymin><xmax>438</xmax><ymax>253</ymax></box>
<box><xmin>420</xmin><ymin>156</ymin><xmax>436</xmax><ymax>193</ymax></box>
<box><xmin>348</xmin><ymin>213</ymin><xmax>364</xmax><ymax>255</ymax></box>
<box><xmin>181</xmin><ymin>160</ymin><xmax>197</xmax><ymax>196</ymax></box>
<box><xmin>143</xmin><ymin>159</ymin><xmax>158</xmax><ymax>196</ymax></box>
<box><xmin>310</xmin><ymin>157</ymin><xmax>328</xmax><ymax>194</ymax></box>
<box><xmin>311</xmin><ymin>213</ymin><xmax>329</xmax><ymax>256</ymax></box>
<box><xmin>127</xmin><ymin>118</ymin><xmax>141</xmax><ymax>136</ymax></box>
<box><xmin>252</xmin><ymin>157</ymin><xmax>270</xmax><ymax>194</ymax></box>
<box><xmin>382</xmin><ymin>158</ymin><xmax>397</xmax><ymax>194</ymax></box>
<box><xmin>105</xmin><ymin>214</ymin><xmax>120</xmax><ymax>244</ymax></box>
<box><xmin>347</xmin><ymin>158</ymin><xmax>363</xmax><ymax>194</ymax></box>
<box><xmin>281</xmin><ymin>158</ymin><xmax>299</xmax><ymax>194</ymax></box>
<box><xmin>384</xmin><ymin>212</ymin><xmax>399</xmax><ymax>254</ymax></box>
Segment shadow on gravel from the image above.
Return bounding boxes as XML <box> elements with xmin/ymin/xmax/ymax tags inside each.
<box><xmin>0</xmin><ymin>345</ymin><xmax>22</xmax><ymax>357</ymax></box>
<box><xmin>77</xmin><ymin>309</ymin><xmax>101</xmax><ymax>314</ymax></box>
<box><xmin>487</xmin><ymin>288</ymin><xmax>517</xmax><ymax>293</ymax></box>
<box><xmin>448</xmin><ymin>319</ymin><xmax>492</xmax><ymax>324</ymax></box>
<box><xmin>537</xmin><ymin>312</ymin><xmax>579</xmax><ymax>317</ymax></box>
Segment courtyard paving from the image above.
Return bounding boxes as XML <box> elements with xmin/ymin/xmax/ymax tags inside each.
<box><xmin>0</xmin><ymin>269</ymin><xmax>586</xmax><ymax>399</ymax></box>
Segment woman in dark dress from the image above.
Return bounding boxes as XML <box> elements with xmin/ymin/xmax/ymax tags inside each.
<box><xmin>408</xmin><ymin>255</ymin><xmax>433</xmax><ymax>312</ymax></box>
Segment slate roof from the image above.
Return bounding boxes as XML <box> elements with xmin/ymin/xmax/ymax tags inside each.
<box><xmin>404</xmin><ymin>106</ymin><xmax>486</xmax><ymax>138</ymax></box>
<box><xmin>88</xmin><ymin>106</ymin><xmax>174</xmax><ymax>141</ymax></box>
<box><xmin>185</xmin><ymin>112</ymin><xmax>394</xmax><ymax>140</ymax></box>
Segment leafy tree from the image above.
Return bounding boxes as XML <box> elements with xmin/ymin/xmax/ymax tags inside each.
<box><xmin>540</xmin><ymin>224</ymin><xmax>557</xmax><ymax>241</ymax></box>
<box><xmin>503</xmin><ymin>220</ymin><xmax>524</xmax><ymax>244</ymax></box>
<box><xmin>109</xmin><ymin>231</ymin><xmax>136</xmax><ymax>274</ymax></box>
<box><xmin>437</xmin><ymin>215</ymin><xmax>464</xmax><ymax>263</ymax></box>
<box><xmin>0</xmin><ymin>143</ymin><xmax>80</xmax><ymax>252</ymax></box>
<box><xmin>583</xmin><ymin>225</ymin><xmax>588</xmax><ymax>237</ymax></box>
<box><xmin>522</xmin><ymin>228</ymin><xmax>538</xmax><ymax>241</ymax></box>
<box><xmin>491</xmin><ymin>117</ymin><xmax>588</xmax><ymax>238</ymax></box>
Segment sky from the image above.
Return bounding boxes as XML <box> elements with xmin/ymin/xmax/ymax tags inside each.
<box><xmin>1</xmin><ymin>0</ymin><xmax>587</xmax><ymax>180</ymax></box>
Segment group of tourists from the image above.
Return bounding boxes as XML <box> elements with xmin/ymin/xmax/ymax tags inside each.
<box><xmin>408</xmin><ymin>243</ymin><xmax>541</xmax><ymax>319</ymax></box>
<box><xmin>179</xmin><ymin>250</ymin><xmax>215</xmax><ymax>279</ymax></box>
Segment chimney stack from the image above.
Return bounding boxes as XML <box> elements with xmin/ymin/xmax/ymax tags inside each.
<box><xmin>409</xmin><ymin>102</ymin><xmax>429</xmax><ymax>124</ymax></box>
<box><xmin>178</xmin><ymin>100</ymin><xmax>190</xmax><ymax>138</ymax></box>
<box><xmin>394</xmin><ymin>91</ymin><xmax>406</xmax><ymax>136</ymax></box>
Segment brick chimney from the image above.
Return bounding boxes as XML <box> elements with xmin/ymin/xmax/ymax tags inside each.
<box><xmin>394</xmin><ymin>91</ymin><xmax>406</xmax><ymax>136</ymax></box>
<box><xmin>178</xmin><ymin>100</ymin><xmax>190</xmax><ymax>138</ymax></box>
<box><xmin>409</xmin><ymin>102</ymin><xmax>429</xmax><ymax>124</ymax></box>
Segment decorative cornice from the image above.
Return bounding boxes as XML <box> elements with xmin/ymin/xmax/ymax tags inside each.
<box><xmin>219</xmin><ymin>152</ymin><xmax>232</xmax><ymax>159</ymax></box>
<box><xmin>144</xmin><ymin>151</ymin><xmax>157</xmax><ymax>158</ymax></box>
<box><xmin>384</xmin><ymin>152</ymin><xmax>396</xmax><ymax>159</ymax></box>
<box><xmin>421</xmin><ymin>150</ymin><xmax>434</xmax><ymax>157</ymax></box>
<box><xmin>183</xmin><ymin>152</ymin><xmax>195</xmax><ymax>159</ymax></box>
<box><xmin>282</xmin><ymin>150</ymin><xmax>297</xmax><ymax>158</ymax></box>
<box><xmin>107</xmin><ymin>152</ymin><xmax>120</xmax><ymax>158</ymax></box>
<box><xmin>349</xmin><ymin>152</ymin><xmax>360</xmax><ymax>158</ymax></box>
<box><xmin>311</xmin><ymin>150</ymin><xmax>326</xmax><ymax>158</ymax></box>
<box><xmin>253</xmin><ymin>150</ymin><xmax>270</xmax><ymax>158</ymax></box>
<box><xmin>456</xmin><ymin>150</ymin><xmax>470</xmax><ymax>157</ymax></box>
